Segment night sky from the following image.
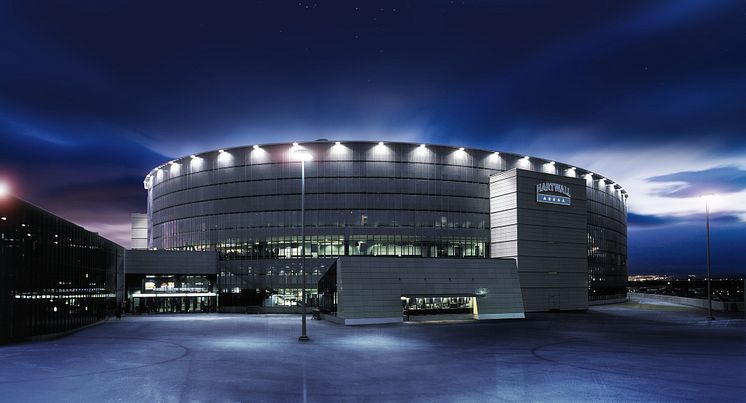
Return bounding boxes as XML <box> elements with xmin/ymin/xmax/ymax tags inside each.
<box><xmin>1</xmin><ymin>1</ymin><xmax>744</xmax><ymax>275</ymax></box>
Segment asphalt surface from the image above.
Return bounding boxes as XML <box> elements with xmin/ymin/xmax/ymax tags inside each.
<box><xmin>0</xmin><ymin>297</ymin><xmax>743</xmax><ymax>402</ymax></box>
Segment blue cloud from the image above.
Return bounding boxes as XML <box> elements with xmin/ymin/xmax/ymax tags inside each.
<box><xmin>628</xmin><ymin>211</ymin><xmax>743</xmax><ymax>228</ymax></box>
<box><xmin>647</xmin><ymin>166</ymin><xmax>746</xmax><ymax>198</ymax></box>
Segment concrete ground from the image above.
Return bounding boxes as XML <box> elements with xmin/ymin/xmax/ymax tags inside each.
<box><xmin>0</xmin><ymin>297</ymin><xmax>743</xmax><ymax>402</ymax></box>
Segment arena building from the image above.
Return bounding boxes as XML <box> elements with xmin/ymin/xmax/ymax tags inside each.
<box><xmin>132</xmin><ymin>140</ymin><xmax>628</xmax><ymax>324</ymax></box>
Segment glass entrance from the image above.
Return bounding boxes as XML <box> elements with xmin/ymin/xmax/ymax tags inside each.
<box><xmin>127</xmin><ymin>274</ymin><xmax>217</xmax><ymax>313</ymax></box>
<box><xmin>131</xmin><ymin>295</ymin><xmax>217</xmax><ymax>313</ymax></box>
<box><xmin>402</xmin><ymin>296</ymin><xmax>474</xmax><ymax>316</ymax></box>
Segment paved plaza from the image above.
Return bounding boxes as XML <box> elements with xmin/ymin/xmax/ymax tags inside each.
<box><xmin>0</xmin><ymin>298</ymin><xmax>743</xmax><ymax>402</ymax></box>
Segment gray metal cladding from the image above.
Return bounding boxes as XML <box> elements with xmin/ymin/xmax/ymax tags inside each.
<box><xmin>144</xmin><ymin>141</ymin><xmax>627</xmax><ymax>300</ymax></box>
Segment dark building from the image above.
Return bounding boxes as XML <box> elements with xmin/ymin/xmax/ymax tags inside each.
<box><xmin>0</xmin><ymin>196</ymin><xmax>124</xmax><ymax>344</ymax></box>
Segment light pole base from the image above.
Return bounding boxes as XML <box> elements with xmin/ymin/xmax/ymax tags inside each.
<box><xmin>298</xmin><ymin>335</ymin><xmax>310</xmax><ymax>341</ymax></box>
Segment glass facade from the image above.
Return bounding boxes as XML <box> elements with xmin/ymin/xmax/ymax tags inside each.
<box><xmin>145</xmin><ymin>141</ymin><xmax>628</xmax><ymax>307</ymax></box>
<box><xmin>0</xmin><ymin>197</ymin><xmax>123</xmax><ymax>344</ymax></box>
<box><xmin>586</xmin><ymin>178</ymin><xmax>629</xmax><ymax>300</ymax></box>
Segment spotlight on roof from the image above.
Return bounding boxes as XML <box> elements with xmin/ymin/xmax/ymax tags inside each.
<box><xmin>419</xmin><ymin>144</ymin><xmax>426</xmax><ymax>148</ymax></box>
<box><xmin>218</xmin><ymin>149</ymin><xmax>225</xmax><ymax>153</ymax></box>
<box><xmin>292</xmin><ymin>142</ymin><xmax>299</xmax><ymax>147</ymax></box>
<box><xmin>459</xmin><ymin>147</ymin><xmax>465</xmax><ymax>151</ymax></box>
<box><xmin>253</xmin><ymin>144</ymin><xmax>260</xmax><ymax>149</ymax></box>
<box><xmin>378</xmin><ymin>142</ymin><xmax>384</xmax><ymax>146</ymax></box>
<box><xmin>523</xmin><ymin>156</ymin><xmax>530</xmax><ymax>160</ymax></box>
<box><xmin>569</xmin><ymin>167</ymin><xmax>576</xmax><ymax>170</ymax></box>
<box><xmin>494</xmin><ymin>151</ymin><xmax>500</xmax><ymax>155</ymax></box>
<box><xmin>190</xmin><ymin>154</ymin><xmax>197</xmax><ymax>159</ymax></box>
<box><xmin>548</xmin><ymin>161</ymin><xmax>555</xmax><ymax>165</ymax></box>
<box><xmin>335</xmin><ymin>141</ymin><xmax>341</xmax><ymax>145</ymax></box>
<box><xmin>168</xmin><ymin>161</ymin><xmax>175</xmax><ymax>165</ymax></box>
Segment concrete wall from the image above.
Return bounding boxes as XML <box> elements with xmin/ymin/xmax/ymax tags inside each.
<box><xmin>124</xmin><ymin>249</ymin><xmax>218</xmax><ymax>275</ymax></box>
<box><xmin>629</xmin><ymin>292</ymin><xmax>744</xmax><ymax>312</ymax></box>
<box><xmin>334</xmin><ymin>256</ymin><xmax>524</xmax><ymax>325</ymax></box>
<box><xmin>490</xmin><ymin>169</ymin><xmax>588</xmax><ymax>311</ymax></box>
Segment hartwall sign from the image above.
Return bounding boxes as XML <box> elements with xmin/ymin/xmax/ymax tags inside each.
<box><xmin>536</xmin><ymin>182</ymin><xmax>571</xmax><ymax>206</ymax></box>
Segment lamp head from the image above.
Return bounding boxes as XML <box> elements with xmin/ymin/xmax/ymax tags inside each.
<box><xmin>292</xmin><ymin>149</ymin><xmax>313</xmax><ymax>162</ymax></box>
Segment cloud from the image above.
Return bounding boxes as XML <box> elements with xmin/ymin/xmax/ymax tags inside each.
<box><xmin>629</xmin><ymin>211</ymin><xmax>743</xmax><ymax>229</ymax></box>
<box><xmin>647</xmin><ymin>166</ymin><xmax>746</xmax><ymax>198</ymax></box>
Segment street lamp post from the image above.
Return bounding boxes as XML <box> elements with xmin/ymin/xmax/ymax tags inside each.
<box><xmin>702</xmin><ymin>194</ymin><xmax>715</xmax><ymax>321</ymax></box>
<box><xmin>293</xmin><ymin>148</ymin><xmax>312</xmax><ymax>341</ymax></box>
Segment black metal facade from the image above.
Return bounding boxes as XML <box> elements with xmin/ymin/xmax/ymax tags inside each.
<box><xmin>0</xmin><ymin>197</ymin><xmax>123</xmax><ymax>344</ymax></box>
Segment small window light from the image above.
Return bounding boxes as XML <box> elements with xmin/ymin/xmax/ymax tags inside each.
<box><xmin>459</xmin><ymin>147</ymin><xmax>465</xmax><ymax>151</ymax></box>
<box><xmin>335</xmin><ymin>141</ymin><xmax>341</xmax><ymax>145</ymax></box>
<box><xmin>253</xmin><ymin>144</ymin><xmax>260</xmax><ymax>149</ymax></box>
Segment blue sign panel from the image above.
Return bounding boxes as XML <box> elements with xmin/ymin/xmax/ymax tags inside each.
<box><xmin>537</xmin><ymin>193</ymin><xmax>571</xmax><ymax>206</ymax></box>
